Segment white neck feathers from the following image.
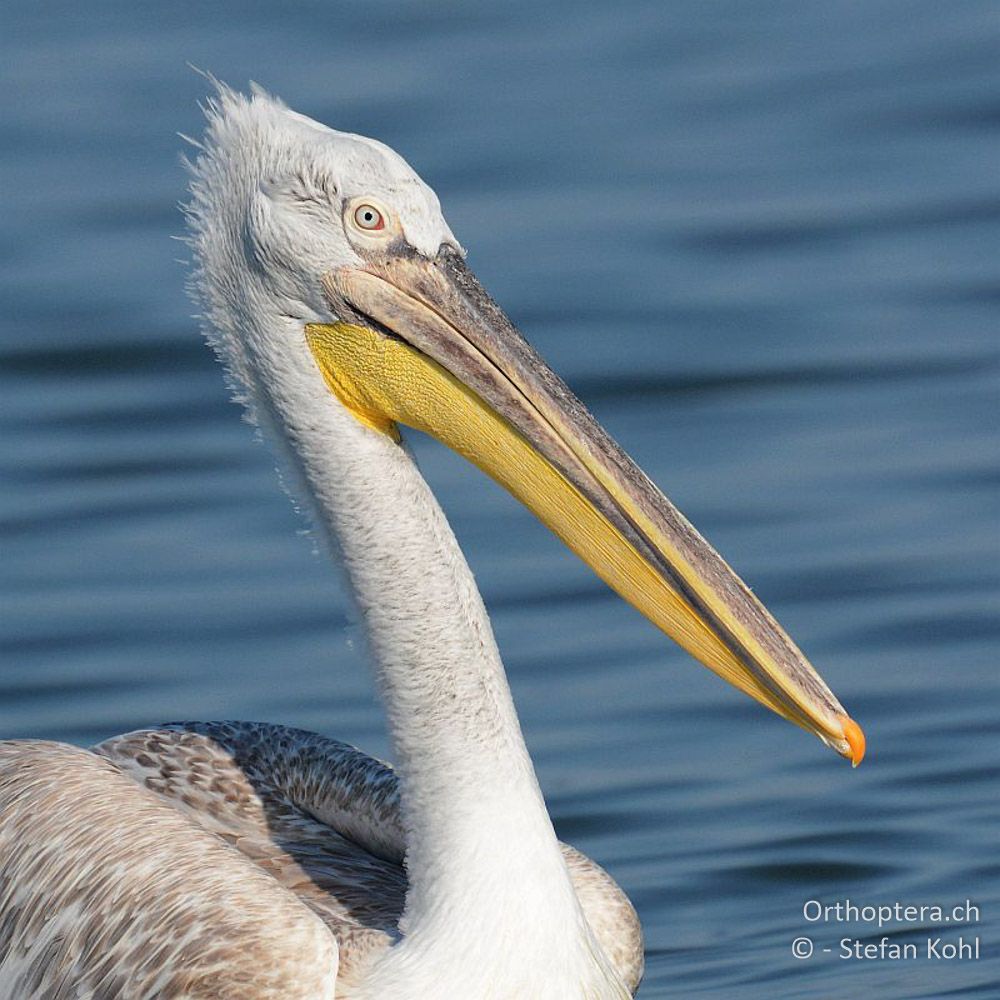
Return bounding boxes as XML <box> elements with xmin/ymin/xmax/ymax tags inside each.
<box><xmin>207</xmin><ymin>306</ymin><xmax>622</xmax><ymax>996</ymax></box>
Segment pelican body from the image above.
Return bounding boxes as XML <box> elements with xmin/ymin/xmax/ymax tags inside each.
<box><xmin>0</xmin><ymin>87</ymin><xmax>863</xmax><ymax>999</ymax></box>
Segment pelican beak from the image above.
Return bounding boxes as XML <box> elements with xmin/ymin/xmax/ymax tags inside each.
<box><xmin>306</xmin><ymin>244</ymin><xmax>865</xmax><ymax>766</ymax></box>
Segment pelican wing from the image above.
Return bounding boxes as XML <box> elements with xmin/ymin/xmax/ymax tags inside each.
<box><xmin>94</xmin><ymin>721</ymin><xmax>405</xmax><ymax>990</ymax></box>
<box><xmin>0</xmin><ymin>723</ymin><xmax>642</xmax><ymax>997</ymax></box>
<box><xmin>0</xmin><ymin>739</ymin><xmax>339</xmax><ymax>1000</ymax></box>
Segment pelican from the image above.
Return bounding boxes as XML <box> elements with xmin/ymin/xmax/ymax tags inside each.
<box><xmin>0</xmin><ymin>85</ymin><xmax>864</xmax><ymax>999</ymax></box>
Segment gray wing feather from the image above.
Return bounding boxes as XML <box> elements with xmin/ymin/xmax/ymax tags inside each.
<box><xmin>94</xmin><ymin>722</ymin><xmax>406</xmax><ymax>988</ymax></box>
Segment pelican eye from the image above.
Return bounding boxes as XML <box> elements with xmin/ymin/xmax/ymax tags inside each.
<box><xmin>353</xmin><ymin>204</ymin><xmax>386</xmax><ymax>231</ymax></box>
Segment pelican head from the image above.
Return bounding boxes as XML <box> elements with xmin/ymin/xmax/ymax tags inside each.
<box><xmin>187</xmin><ymin>85</ymin><xmax>863</xmax><ymax>766</ymax></box>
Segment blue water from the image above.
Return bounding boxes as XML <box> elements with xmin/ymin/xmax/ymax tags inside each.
<box><xmin>2</xmin><ymin>2</ymin><xmax>998</xmax><ymax>996</ymax></box>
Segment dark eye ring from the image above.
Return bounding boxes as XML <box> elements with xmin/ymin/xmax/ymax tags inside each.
<box><xmin>353</xmin><ymin>204</ymin><xmax>386</xmax><ymax>231</ymax></box>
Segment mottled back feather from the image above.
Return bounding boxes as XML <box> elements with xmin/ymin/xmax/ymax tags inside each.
<box><xmin>0</xmin><ymin>739</ymin><xmax>338</xmax><ymax>1000</ymax></box>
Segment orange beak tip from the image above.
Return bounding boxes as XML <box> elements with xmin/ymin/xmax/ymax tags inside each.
<box><xmin>840</xmin><ymin>715</ymin><xmax>866</xmax><ymax>767</ymax></box>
